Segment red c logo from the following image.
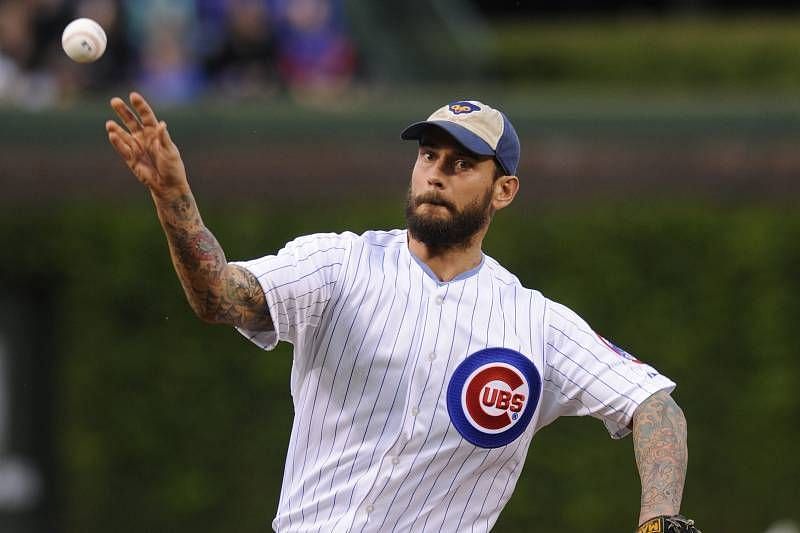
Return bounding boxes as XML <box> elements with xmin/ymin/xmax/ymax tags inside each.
<box><xmin>464</xmin><ymin>366</ymin><xmax>526</xmax><ymax>430</ymax></box>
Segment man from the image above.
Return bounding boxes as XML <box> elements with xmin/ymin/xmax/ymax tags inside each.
<box><xmin>105</xmin><ymin>93</ymin><xmax>700</xmax><ymax>533</ymax></box>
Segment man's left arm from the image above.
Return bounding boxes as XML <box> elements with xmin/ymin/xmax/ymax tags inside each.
<box><xmin>632</xmin><ymin>390</ymin><xmax>688</xmax><ymax>526</ymax></box>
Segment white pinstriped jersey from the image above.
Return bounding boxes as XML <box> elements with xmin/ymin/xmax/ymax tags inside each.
<box><xmin>233</xmin><ymin>229</ymin><xmax>675</xmax><ymax>532</ymax></box>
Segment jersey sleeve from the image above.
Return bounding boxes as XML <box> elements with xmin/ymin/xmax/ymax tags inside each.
<box><xmin>230</xmin><ymin>232</ymin><xmax>352</xmax><ymax>350</ymax></box>
<box><xmin>539</xmin><ymin>299</ymin><xmax>676</xmax><ymax>439</ymax></box>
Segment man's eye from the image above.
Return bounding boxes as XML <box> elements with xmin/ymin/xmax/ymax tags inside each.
<box><xmin>422</xmin><ymin>152</ymin><xmax>435</xmax><ymax>161</ymax></box>
<box><xmin>455</xmin><ymin>160</ymin><xmax>472</xmax><ymax>170</ymax></box>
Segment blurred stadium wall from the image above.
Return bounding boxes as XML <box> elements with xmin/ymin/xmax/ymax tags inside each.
<box><xmin>1</xmin><ymin>2</ymin><xmax>799</xmax><ymax>532</ymax></box>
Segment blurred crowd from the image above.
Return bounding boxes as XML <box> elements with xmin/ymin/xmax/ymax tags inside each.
<box><xmin>0</xmin><ymin>0</ymin><xmax>358</xmax><ymax>108</ymax></box>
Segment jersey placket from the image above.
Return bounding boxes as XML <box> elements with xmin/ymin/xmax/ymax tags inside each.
<box><xmin>349</xmin><ymin>281</ymin><xmax>452</xmax><ymax>532</ymax></box>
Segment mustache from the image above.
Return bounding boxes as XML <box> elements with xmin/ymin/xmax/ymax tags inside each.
<box><xmin>413</xmin><ymin>192</ymin><xmax>455</xmax><ymax>210</ymax></box>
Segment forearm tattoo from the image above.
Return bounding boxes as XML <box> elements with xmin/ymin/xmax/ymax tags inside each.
<box><xmin>158</xmin><ymin>193</ymin><xmax>272</xmax><ymax>331</ymax></box>
<box><xmin>632</xmin><ymin>391</ymin><xmax>688</xmax><ymax>522</ymax></box>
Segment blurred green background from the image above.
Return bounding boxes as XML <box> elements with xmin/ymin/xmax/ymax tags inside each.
<box><xmin>2</xmin><ymin>2</ymin><xmax>800</xmax><ymax>532</ymax></box>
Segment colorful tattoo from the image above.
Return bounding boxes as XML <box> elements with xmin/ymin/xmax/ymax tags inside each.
<box><xmin>158</xmin><ymin>193</ymin><xmax>272</xmax><ymax>331</ymax></box>
<box><xmin>633</xmin><ymin>391</ymin><xmax>688</xmax><ymax>522</ymax></box>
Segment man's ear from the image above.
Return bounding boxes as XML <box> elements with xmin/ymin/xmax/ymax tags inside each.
<box><xmin>493</xmin><ymin>175</ymin><xmax>519</xmax><ymax>210</ymax></box>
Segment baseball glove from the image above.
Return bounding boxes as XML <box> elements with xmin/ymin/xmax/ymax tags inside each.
<box><xmin>637</xmin><ymin>515</ymin><xmax>701</xmax><ymax>533</ymax></box>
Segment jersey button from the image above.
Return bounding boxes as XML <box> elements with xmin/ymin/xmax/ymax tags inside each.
<box><xmin>435</xmin><ymin>295</ymin><xmax>445</xmax><ymax>305</ymax></box>
<box><xmin>411</xmin><ymin>406</ymin><xmax>420</xmax><ymax>416</ymax></box>
<box><xmin>391</xmin><ymin>456</ymin><xmax>400</xmax><ymax>465</ymax></box>
<box><xmin>428</xmin><ymin>353</ymin><xmax>437</xmax><ymax>361</ymax></box>
<box><xmin>366</xmin><ymin>504</ymin><xmax>374</xmax><ymax>513</ymax></box>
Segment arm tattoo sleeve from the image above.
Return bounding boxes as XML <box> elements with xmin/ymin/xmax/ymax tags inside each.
<box><xmin>155</xmin><ymin>192</ymin><xmax>272</xmax><ymax>331</ymax></box>
<box><xmin>632</xmin><ymin>391</ymin><xmax>688</xmax><ymax>524</ymax></box>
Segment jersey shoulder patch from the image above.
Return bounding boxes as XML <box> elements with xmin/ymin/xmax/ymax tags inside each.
<box><xmin>595</xmin><ymin>333</ymin><xmax>643</xmax><ymax>364</ymax></box>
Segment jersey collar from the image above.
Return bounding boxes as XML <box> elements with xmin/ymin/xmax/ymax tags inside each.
<box><xmin>405</xmin><ymin>231</ymin><xmax>485</xmax><ymax>285</ymax></box>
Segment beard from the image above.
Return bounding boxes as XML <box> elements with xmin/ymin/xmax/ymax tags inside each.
<box><xmin>405</xmin><ymin>187</ymin><xmax>494</xmax><ymax>251</ymax></box>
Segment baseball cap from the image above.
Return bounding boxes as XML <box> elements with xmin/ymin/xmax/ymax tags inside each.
<box><xmin>401</xmin><ymin>100</ymin><xmax>521</xmax><ymax>176</ymax></box>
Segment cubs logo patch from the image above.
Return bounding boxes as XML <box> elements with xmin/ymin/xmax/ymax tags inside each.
<box><xmin>447</xmin><ymin>347</ymin><xmax>541</xmax><ymax>448</ymax></box>
<box><xmin>448</xmin><ymin>101</ymin><xmax>481</xmax><ymax>115</ymax></box>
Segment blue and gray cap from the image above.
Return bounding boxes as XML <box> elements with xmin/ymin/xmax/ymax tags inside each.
<box><xmin>401</xmin><ymin>100</ymin><xmax>521</xmax><ymax>176</ymax></box>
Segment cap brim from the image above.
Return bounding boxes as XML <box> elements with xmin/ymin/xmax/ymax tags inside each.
<box><xmin>401</xmin><ymin>121</ymin><xmax>495</xmax><ymax>157</ymax></box>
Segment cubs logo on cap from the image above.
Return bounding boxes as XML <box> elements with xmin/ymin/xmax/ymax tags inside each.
<box><xmin>448</xmin><ymin>101</ymin><xmax>481</xmax><ymax>114</ymax></box>
<box><xmin>447</xmin><ymin>347</ymin><xmax>541</xmax><ymax>449</ymax></box>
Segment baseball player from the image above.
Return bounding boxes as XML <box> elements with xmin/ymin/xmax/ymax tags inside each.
<box><xmin>105</xmin><ymin>92</ymin><xmax>700</xmax><ymax>533</ymax></box>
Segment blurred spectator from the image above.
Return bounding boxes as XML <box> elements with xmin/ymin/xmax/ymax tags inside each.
<box><xmin>28</xmin><ymin>0</ymin><xmax>74</xmax><ymax>71</ymax></box>
<box><xmin>200</xmin><ymin>0</ymin><xmax>279</xmax><ymax>100</ymax></box>
<box><xmin>0</xmin><ymin>0</ymin><xmax>129</xmax><ymax>108</ymax></box>
<box><xmin>272</xmin><ymin>0</ymin><xmax>356</xmax><ymax>102</ymax></box>
<box><xmin>75</xmin><ymin>0</ymin><xmax>134</xmax><ymax>93</ymax></box>
<box><xmin>123</xmin><ymin>0</ymin><xmax>203</xmax><ymax>104</ymax></box>
<box><xmin>0</xmin><ymin>0</ymin><xmax>64</xmax><ymax>109</ymax></box>
<box><xmin>0</xmin><ymin>0</ymin><xmax>359</xmax><ymax>108</ymax></box>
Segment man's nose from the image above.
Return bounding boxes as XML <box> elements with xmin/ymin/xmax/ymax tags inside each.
<box><xmin>426</xmin><ymin>162</ymin><xmax>447</xmax><ymax>189</ymax></box>
<box><xmin>426</xmin><ymin>174</ymin><xmax>445</xmax><ymax>189</ymax></box>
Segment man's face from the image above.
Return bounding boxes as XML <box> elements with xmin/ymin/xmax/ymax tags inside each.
<box><xmin>405</xmin><ymin>128</ymin><xmax>500</xmax><ymax>250</ymax></box>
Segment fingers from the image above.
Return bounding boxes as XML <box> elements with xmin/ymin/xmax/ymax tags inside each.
<box><xmin>107</xmin><ymin>123</ymin><xmax>152</xmax><ymax>185</ymax></box>
<box><xmin>106</xmin><ymin>120</ymin><xmax>142</xmax><ymax>165</ymax></box>
<box><xmin>158</xmin><ymin>121</ymin><xmax>173</xmax><ymax>149</ymax></box>
<box><xmin>109</xmin><ymin>92</ymin><xmax>160</xmax><ymax>134</ymax></box>
<box><xmin>130</xmin><ymin>91</ymin><xmax>159</xmax><ymax>128</ymax></box>
<box><xmin>107</xmin><ymin>127</ymin><xmax>133</xmax><ymax>160</ymax></box>
<box><xmin>105</xmin><ymin>120</ymin><xmax>135</xmax><ymax>146</ymax></box>
<box><xmin>110</xmin><ymin>97</ymin><xmax>142</xmax><ymax>134</ymax></box>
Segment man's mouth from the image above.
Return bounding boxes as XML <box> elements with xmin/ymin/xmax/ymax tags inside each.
<box><xmin>417</xmin><ymin>197</ymin><xmax>453</xmax><ymax>210</ymax></box>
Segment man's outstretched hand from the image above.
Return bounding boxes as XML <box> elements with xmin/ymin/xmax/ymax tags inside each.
<box><xmin>106</xmin><ymin>92</ymin><xmax>188</xmax><ymax>201</ymax></box>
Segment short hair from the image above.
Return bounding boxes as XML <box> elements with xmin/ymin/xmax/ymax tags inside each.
<box><xmin>493</xmin><ymin>161</ymin><xmax>506</xmax><ymax>181</ymax></box>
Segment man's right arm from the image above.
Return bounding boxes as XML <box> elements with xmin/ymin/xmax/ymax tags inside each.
<box><xmin>105</xmin><ymin>91</ymin><xmax>272</xmax><ymax>332</ymax></box>
<box><xmin>152</xmin><ymin>191</ymin><xmax>272</xmax><ymax>330</ymax></box>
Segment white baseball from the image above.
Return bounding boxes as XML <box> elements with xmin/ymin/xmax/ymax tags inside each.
<box><xmin>61</xmin><ymin>18</ymin><xmax>107</xmax><ymax>63</ymax></box>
